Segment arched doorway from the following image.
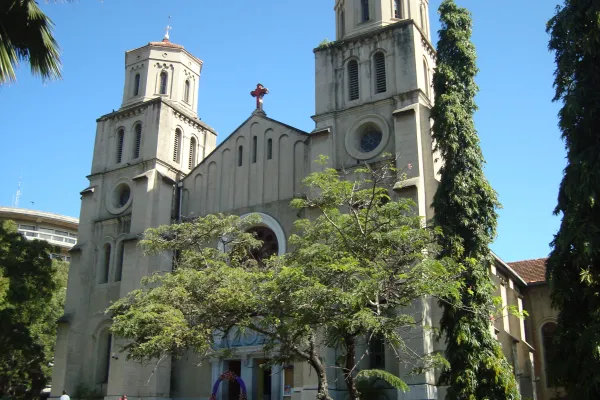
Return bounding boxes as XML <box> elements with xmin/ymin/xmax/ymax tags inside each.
<box><xmin>210</xmin><ymin>370</ymin><xmax>247</xmax><ymax>400</ymax></box>
<box><xmin>247</xmin><ymin>226</ymin><xmax>279</xmax><ymax>262</ymax></box>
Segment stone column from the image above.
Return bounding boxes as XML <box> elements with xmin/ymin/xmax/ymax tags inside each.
<box><xmin>241</xmin><ymin>357</ymin><xmax>254</xmax><ymax>400</ymax></box>
<box><xmin>271</xmin><ymin>365</ymin><xmax>282</xmax><ymax>400</ymax></box>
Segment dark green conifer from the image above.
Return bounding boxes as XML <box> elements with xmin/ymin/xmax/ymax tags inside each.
<box><xmin>431</xmin><ymin>1</ymin><xmax>520</xmax><ymax>398</ymax></box>
<box><xmin>546</xmin><ymin>1</ymin><xmax>600</xmax><ymax>398</ymax></box>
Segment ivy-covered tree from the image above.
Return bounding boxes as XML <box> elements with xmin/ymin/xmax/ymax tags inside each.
<box><xmin>546</xmin><ymin>1</ymin><xmax>600</xmax><ymax>398</ymax></box>
<box><xmin>109</xmin><ymin>160</ymin><xmax>460</xmax><ymax>400</ymax></box>
<box><xmin>0</xmin><ymin>220</ymin><xmax>68</xmax><ymax>399</ymax></box>
<box><xmin>430</xmin><ymin>1</ymin><xmax>520</xmax><ymax>399</ymax></box>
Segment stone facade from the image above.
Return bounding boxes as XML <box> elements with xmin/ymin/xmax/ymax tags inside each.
<box><xmin>51</xmin><ymin>2</ymin><xmax>557</xmax><ymax>400</ymax></box>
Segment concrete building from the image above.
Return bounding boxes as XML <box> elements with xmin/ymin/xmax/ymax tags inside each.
<box><xmin>0</xmin><ymin>206</ymin><xmax>78</xmax><ymax>261</ymax></box>
<box><xmin>51</xmin><ymin>1</ymin><xmax>559</xmax><ymax>399</ymax></box>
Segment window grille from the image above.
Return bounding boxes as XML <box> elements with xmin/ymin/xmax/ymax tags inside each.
<box><xmin>238</xmin><ymin>145</ymin><xmax>243</xmax><ymax>167</ymax></box>
<box><xmin>361</xmin><ymin>0</ymin><xmax>370</xmax><ymax>21</ymax></box>
<box><xmin>252</xmin><ymin>136</ymin><xmax>257</xmax><ymax>163</ymax></box>
<box><xmin>189</xmin><ymin>137</ymin><xmax>197</xmax><ymax>169</ymax></box>
<box><xmin>184</xmin><ymin>80</ymin><xmax>190</xmax><ymax>103</ymax></box>
<box><xmin>117</xmin><ymin>129</ymin><xmax>124</xmax><ymax>163</ymax></box>
<box><xmin>267</xmin><ymin>138</ymin><xmax>273</xmax><ymax>160</ymax></box>
<box><xmin>348</xmin><ymin>60</ymin><xmax>359</xmax><ymax>101</ymax></box>
<box><xmin>159</xmin><ymin>71</ymin><xmax>168</xmax><ymax>95</ymax></box>
<box><xmin>173</xmin><ymin>129</ymin><xmax>182</xmax><ymax>163</ymax></box>
<box><xmin>134</xmin><ymin>124</ymin><xmax>142</xmax><ymax>158</ymax></box>
<box><xmin>374</xmin><ymin>52</ymin><xmax>386</xmax><ymax>93</ymax></box>
<box><xmin>134</xmin><ymin>73</ymin><xmax>141</xmax><ymax>96</ymax></box>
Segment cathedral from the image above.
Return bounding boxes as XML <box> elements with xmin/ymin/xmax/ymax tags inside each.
<box><xmin>51</xmin><ymin>1</ymin><xmax>561</xmax><ymax>400</ymax></box>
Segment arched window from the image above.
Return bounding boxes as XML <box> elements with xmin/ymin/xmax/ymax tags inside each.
<box><xmin>189</xmin><ymin>136</ymin><xmax>197</xmax><ymax>169</ymax></box>
<box><xmin>184</xmin><ymin>80</ymin><xmax>190</xmax><ymax>103</ymax></box>
<box><xmin>348</xmin><ymin>60</ymin><xmax>359</xmax><ymax>101</ymax></box>
<box><xmin>114</xmin><ymin>242</ymin><xmax>124</xmax><ymax>282</ymax></box>
<box><xmin>133</xmin><ymin>124</ymin><xmax>142</xmax><ymax>159</ymax></box>
<box><xmin>133</xmin><ymin>73</ymin><xmax>141</xmax><ymax>96</ymax></box>
<box><xmin>100</xmin><ymin>244</ymin><xmax>111</xmax><ymax>284</ymax></box>
<box><xmin>423</xmin><ymin>59</ymin><xmax>430</xmax><ymax>98</ymax></box>
<box><xmin>361</xmin><ymin>0</ymin><xmax>370</xmax><ymax>22</ymax></box>
<box><xmin>116</xmin><ymin>129</ymin><xmax>124</xmax><ymax>164</ymax></box>
<box><xmin>374</xmin><ymin>52</ymin><xmax>386</xmax><ymax>94</ymax></box>
<box><xmin>96</xmin><ymin>329</ymin><xmax>112</xmax><ymax>384</ymax></box>
<box><xmin>238</xmin><ymin>145</ymin><xmax>243</xmax><ymax>167</ymax></box>
<box><xmin>173</xmin><ymin>128</ymin><xmax>182</xmax><ymax>163</ymax></box>
<box><xmin>267</xmin><ymin>138</ymin><xmax>273</xmax><ymax>160</ymax></box>
<box><xmin>159</xmin><ymin>71</ymin><xmax>168</xmax><ymax>95</ymax></box>
<box><xmin>394</xmin><ymin>0</ymin><xmax>402</xmax><ymax>18</ymax></box>
<box><xmin>252</xmin><ymin>136</ymin><xmax>258</xmax><ymax>163</ymax></box>
<box><xmin>542</xmin><ymin>322</ymin><xmax>558</xmax><ymax>387</ymax></box>
<box><xmin>247</xmin><ymin>226</ymin><xmax>279</xmax><ymax>263</ymax></box>
<box><xmin>420</xmin><ymin>3</ymin><xmax>428</xmax><ymax>36</ymax></box>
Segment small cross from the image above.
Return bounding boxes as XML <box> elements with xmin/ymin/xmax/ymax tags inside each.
<box><xmin>164</xmin><ymin>16</ymin><xmax>172</xmax><ymax>41</ymax></box>
<box><xmin>250</xmin><ymin>83</ymin><xmax>269</xmax><ymax>111</ymax></box>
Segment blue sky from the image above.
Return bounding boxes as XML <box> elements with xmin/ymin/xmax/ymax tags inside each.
<box><xmin>0</xmin><ymin>0</ymin><xmax>565</xmax><ymax>262</ymax></box>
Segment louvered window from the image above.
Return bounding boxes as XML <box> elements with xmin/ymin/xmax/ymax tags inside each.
<box><xmin>394</xmin><ymin>0</ymin><xmax>402</xmax><ymax>18</ymax></box>
<box><xmin>361</xmin><ymin>0</ymin><xmax>370</xmax><ymax>22</ymax></box>
<box><xmin>252</xmin><ymin>136</ymin><xmax>257</xmax><ymax>163</ymax></box>
<box><xmin>133</xmin><ymin>124</ymin><xmax>142</xmax><ymax>158</ymax></box>
<box><xmin>133</xmin><ymin>73</ymin><xmax>141</xmax><ymax>96</ymax></box>
<box><xmin>160</xmin><ymin>71</ymin><xmax>168</xmax><ymax>95</ymax></box>
<box><xmin>116</xmin><ymin>129</ymin><xmax>124</xmax><ymax>163</ymax></box>
<box><xmin>173</xmin><ymin>129</ymin><xmax>182</xmax><ymax>163</ymax></box>
<box><xmin>184</xmin><ymin>80</ymin><xmax>190</xmax><ymax>103</ymax></box>
<box><xmin>189</xmin><ymin>137</ymin><xmax>197</xmax><ymax>169</ymax></box>
<box><xmin>348</xmin><ymin>60</ymin><xmax>359</xmax><ymax>101</ymax></box>
<box><xmin>374</xmin><ymin>52</ymin><xmax>386</xmax><ymax>94</ymax></box>
<box><xmin>267</xmin><ymin>138</ymin><xmax>273</xmax><ymax>160</ymax></box>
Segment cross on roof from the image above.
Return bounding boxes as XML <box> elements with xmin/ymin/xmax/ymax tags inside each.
<box><xmin>250</xmin><ymin>83</ymin><xmax>269</xmax><ymax>111</ymax></box>
<box><xmin>164</xmin><ymin>16</ymin><xmax>172</xmax><ymax>41</ymax></box>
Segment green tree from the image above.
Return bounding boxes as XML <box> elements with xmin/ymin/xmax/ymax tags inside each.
<box><xmin>0</xmin><ymin>0</ymin><xmax>65</xmax><ymax>84</ymax></box>
<box><xmin>545</xmin><ymin>1</ymin><xmax>600</xmax><ymax>398</ymax></box>
<box><xmin>109</xmin><ymin>160</ymin><xmax>460</xmax><ymax>400</ymax></box>
<box><xmin>0</xmin><ymin>220</ymin><xmax>68</xmax><ymax>399</ymax></box>
<box><xmin>430</xmin><ymin>1</ymin><xmax>520</xmax><ymax>399</ymax></box>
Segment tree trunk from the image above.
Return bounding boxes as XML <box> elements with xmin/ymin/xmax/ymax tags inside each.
<box><xmin>343</xmin><ymin>336</ymin><xmax>360</xmax><ymax>400</ymax></box>
<box><xmin>309</xmin><ymin>356</ymin><xmax>332</xmax><ymax>400</ymax></box>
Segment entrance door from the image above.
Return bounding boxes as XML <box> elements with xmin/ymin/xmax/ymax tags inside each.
<box><xmin>228</xmin><ymin>360</ymin><xmax>242</xmax><ymax>400</ymax></box>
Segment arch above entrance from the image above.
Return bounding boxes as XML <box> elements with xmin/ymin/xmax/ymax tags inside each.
<box><xmin>240</xmin><ymin>212</ymin><xmax>286</xmax><ymax>255</ymax></box>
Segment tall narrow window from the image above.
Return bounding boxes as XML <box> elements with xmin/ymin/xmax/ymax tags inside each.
<box><xmin>348</xmin><ymin>60</ymin><xmax>359</xmax><ymax>101</ymax></box>
<box><xmin>423</xmin><ymin>59</ymin><xmax>430</xmax><ymax>98</ymax></box>
<box><xmin>114</xmin><ymin>242</ymin><xmax>124</xmax><ymax>282</ymax></box>
<box><xmin>133</xmin><ymin>124</ymin><xmax>142</xmax><ymax>159</ymax></box>
<box><xmin>374</xmin><ymin>52</ymin><xmax>387</xmax><ymax>93</ymax></box>
<box><xmin>173</xmin><ymin>129</ymin><xmax>182</xmax><ymax>163</ymax></box>
<box><xmin>133</xmin><ymin>73</ymin><xmax>141</xmax><ymax>96</ymax></box>
<box><xmin>341</xmin><ymin>10</ymin><xmax>346</xmax><ymax>37</ymax></box>
<box><xmin>116</xmin><ymin>129</ymin><xmax>124</xmax><ymax>164</ymax></box>
<box><xmin>159</xmin><ymin>71</ymin><xmax>168</xmax><ymax>95</ymax></box>
<box><xmin>238</xmin><ymin>145</ymin><xmax>243</xmax><ymax>167</ymax></box>
<box><xmin>420</xmin><ymin>4</ymin><xmax>426</xmax><ymax>33</ymax></box>
<box><xmin>394</xmin><ymin>0</ymin><xmax>402</xmax><ymax>18</ymax></box>
<box><xmin>361</xmin><ymin>0</ymin><xmax>370</xmax><ymax>22</ymax></box>
<box><xmin>189</xmin><ymin>137</ymin><xmax>197</xmax><ymax>169</ymax></box>
<box><xmin>267</xmin><ymin>138</ymin><xmax>273</xmax><ymax>160</ymax></box>
<box><xmin>252</xmin><ymin>136</ymin><xmax>257</xmax><ymax>163</ymax></box>
<box><xmin>100</xmin><ymin>244</ymin><xmax>111</xmax><ymax>284</ymax></box>
<box><xmin>369</xmin><ymin>335</ymin><xmax>385</xmax><ymax>369</ymax></box>
<box><xmin>96</xmin><ymin>330</ymin><xmax>112</xmax><ymax>384</ymax></box>
<box><xmin>542</xmin><ymin>322</ymin><xmax>558</xmax><ymax>387</ymax></box>
<box><xmin>184</xmin><ymin>80</ymin><xmax>190</xmax><ymax>103</ymax></box>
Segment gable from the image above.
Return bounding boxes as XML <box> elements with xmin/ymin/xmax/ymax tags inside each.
<box><xmin>181</xmin><ymin>114</ymin><xmax>311</xmax><ymax>217</ymax></box>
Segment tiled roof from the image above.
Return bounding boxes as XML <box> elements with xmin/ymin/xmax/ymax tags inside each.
<box><xmin>508</xmin><ymin>258</ymin><xmax>548</xmax><ymax>284</ymax></box>
<box><xmin>149</xmin><ymin>39</ymin><xmax>184</xmax><ymax>49</ymax></box>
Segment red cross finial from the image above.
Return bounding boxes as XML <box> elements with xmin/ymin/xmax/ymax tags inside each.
<box><xmin>250</xmin><ymin>83</ymin><xmax>269</xmax><ymax>111</ymax></box>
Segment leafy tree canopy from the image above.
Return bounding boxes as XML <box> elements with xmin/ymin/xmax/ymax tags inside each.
<box><xmin>0</xmin><ymin>220</ymin><xmax>68</xmax><ymax>399</ymax></box>
<box><xmin>109</xmin><ymin>159</ymin><xmax>461</xmax><ymax>400</ymax></box>
<box><xmin>431</xmin><ymin>1</ymin><xmax>520</xmax><ymax>399</ymax></box>
<box><xmin>546</xmin><ymin>1</ymin><xmax>600</xmax><ymax>398</ymax></box>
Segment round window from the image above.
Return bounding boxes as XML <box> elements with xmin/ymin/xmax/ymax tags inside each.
<box><xmin>360</xmin><ymin>130</ymin><xmax>383</xmax><ymax>153</ymax></box>
<box><xmin>106</xmin><ymin>180</ymin><xmax>133</xmax><ymax>214</ymax></box>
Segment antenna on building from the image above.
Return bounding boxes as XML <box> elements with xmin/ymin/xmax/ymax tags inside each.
<box><xmin>12</xmin><ymin>175</ymin><xmax>22</xmax><ymax>208</ymax></box>
<box><xmin>164</xmin><ymin>16</ymin><xmax>172</xmax><ymax>41</ymax></box>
